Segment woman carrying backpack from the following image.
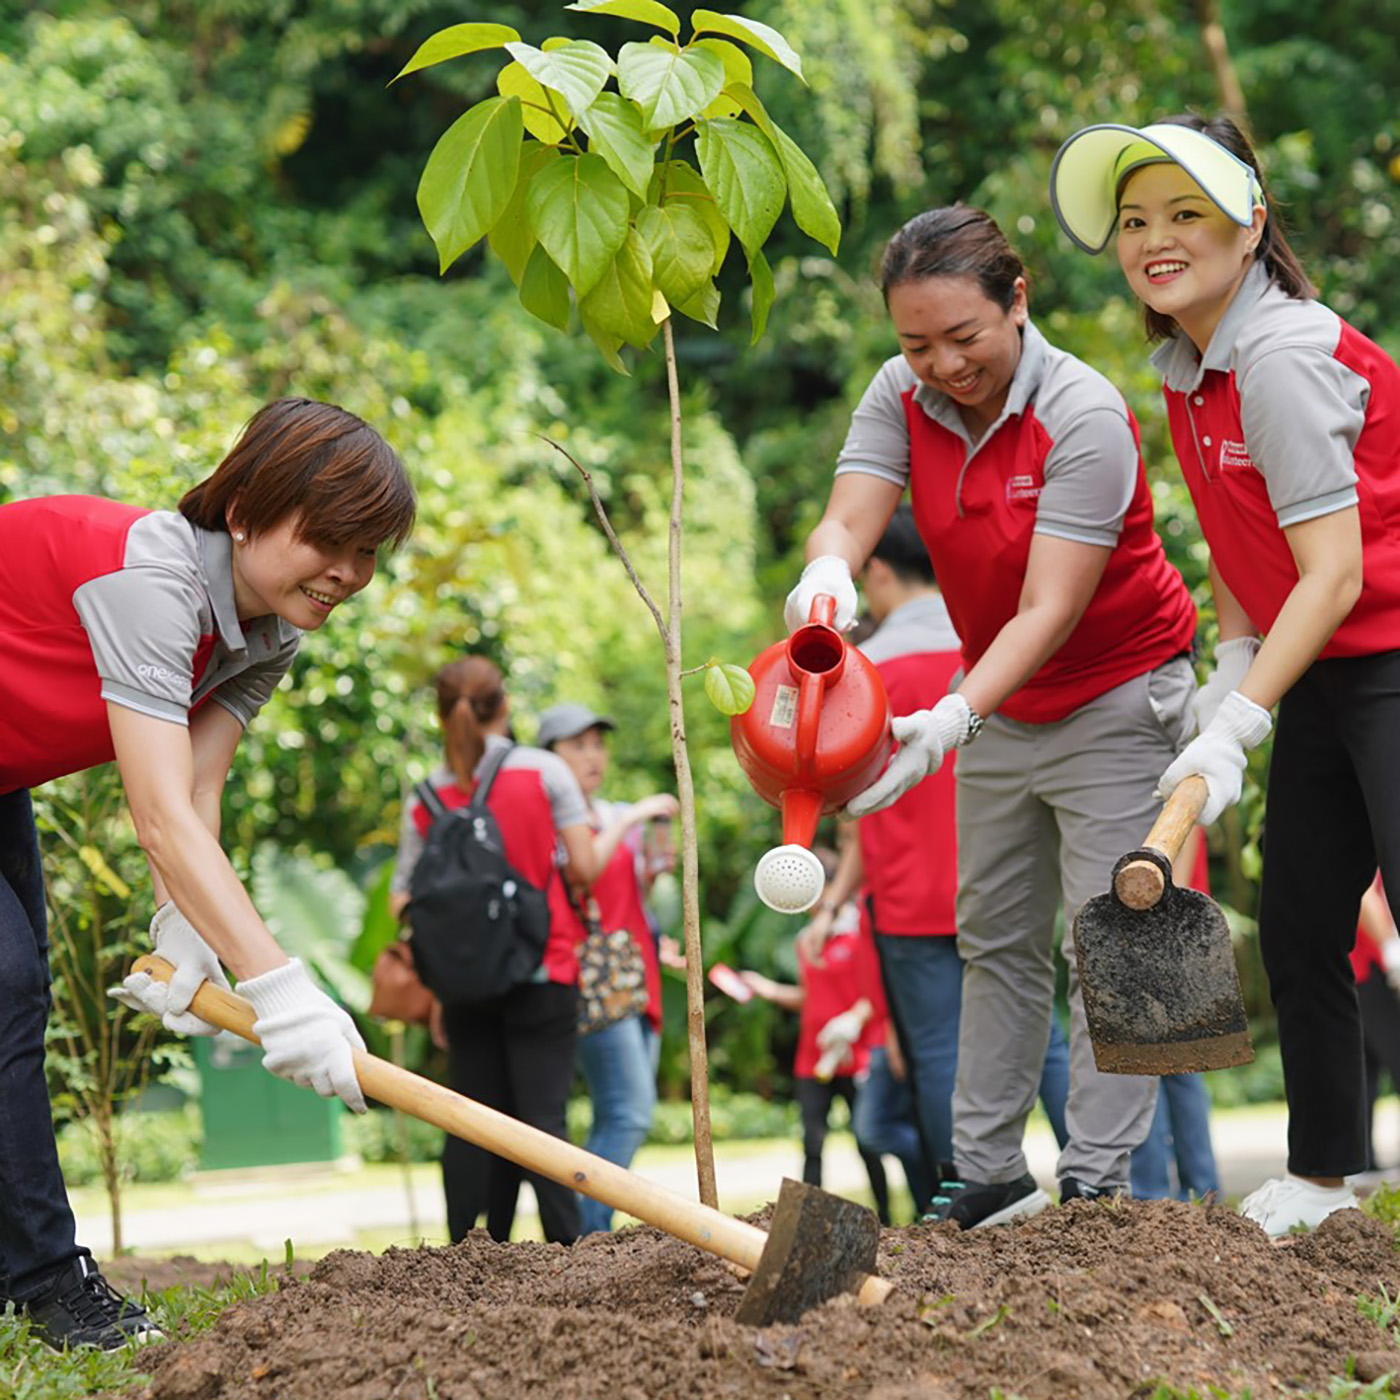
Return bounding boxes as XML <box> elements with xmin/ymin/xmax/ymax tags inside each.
<box><xmin>0</xmin><ymin>397</ymin><xmax>414</xmax><ymax>1349</ymax></box>
<box><xmin>390</xmin><ymin>659</ymin><xmax>600</xmax><ymax>1245</ymax></box>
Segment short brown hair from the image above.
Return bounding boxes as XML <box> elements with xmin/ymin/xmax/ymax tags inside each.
<box><xmin>180</xmin><ymin>398</ymin><xmax>416</xmax><ymax>549</ymax></box>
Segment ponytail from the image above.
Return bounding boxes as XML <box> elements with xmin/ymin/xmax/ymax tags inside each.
<box><xmin>433</xmin><ymin>658</ymin><xmax>506</xmax><ymax>789</ymax></box>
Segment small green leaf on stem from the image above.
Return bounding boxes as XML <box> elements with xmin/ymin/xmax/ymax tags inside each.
<box><xmin>520</xmin><ymin>243</ymin><xmax>572</xmax><ymax>330</ymax></box>
<box><xmin>695</xmin><ymin>117</ymin><xmax>786</xmax><ymax>255</ymax></box>
<box><xmin>391</xmin><ymin>22</ymin><xmax>520</xmax><ymax>83</ymax></box>
<box><xmin>637</xmin><ymin>202</ymin><xmax>715</xmax><ymax>306</ymax></box>
<box><xmin>689</xmin><ymin>11</ymin><xmax>804</xmax><ymax>81</ymax></box>
<box><xmin>578</xmin><ymin>92</ymin><xmax>657</xmax><ymax>198</ymax></box>
<box><xmin>527</xmin><ymin>153</ymin><xmax>630</xmax><ymax>296</ymax></box>
<box><xmin>745</xmin><ymin>243</ymin><xmax>774</xmax><ymax>344</ymax></box>
<box><xmin>617</xmin><ymin>41</ymin><xmax>725</xmax><ymax>128</ymax></box>
<box><xmin>497</xmin><ymin>61</ymin><xmax>573</xmax><ymax>144</ymax></box>
<box><xmin>704</xmin><ymin>663</ymin><xmax>755</xmax><ymax>715</ymax></box>
<box><xmin>504</xmin><ymin>40</ymin><xmax>613</xmax><ymax>118</ymax></box>
<box><xmin>567</xmin><ymin>0</ymin><xmax>681</xmax><ymax>35</ymax></box>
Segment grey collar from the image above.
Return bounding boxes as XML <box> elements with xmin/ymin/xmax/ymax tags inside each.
<box><xmin>1149</xmin><ymin>261</ymin><xmax>1271</xmax><ymax>393</ymax></box>
<box><xmin>198</xmin><ymin>526</ymin><xmax>249</xmax><ymax>652</ymax></box>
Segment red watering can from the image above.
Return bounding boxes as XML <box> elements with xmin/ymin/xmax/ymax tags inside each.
<box><xmin>731</xmin><ymin>595</ymin><xmax>893</xmax><ymax>912</ymax></box>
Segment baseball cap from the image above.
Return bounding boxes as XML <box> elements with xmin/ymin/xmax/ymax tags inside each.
<box><xmin>1050</xmin><ymin>122</ymin><xmax>1264</xmax><ymax>255</ymax></box>
<box><xmin>536</xmin><ymin>702</ymin><xmax>616</xmax><ymax>749</ymax></box>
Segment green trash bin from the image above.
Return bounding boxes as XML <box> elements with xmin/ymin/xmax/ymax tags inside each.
<box><xmin>194</xmin><ymin>1032</ymin><xmax>343</xmax><ymax>1171</ymax></box>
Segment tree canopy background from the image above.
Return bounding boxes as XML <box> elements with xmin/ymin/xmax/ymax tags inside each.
<box><xmin>5</xmin><ymin>0</ymin><xmax>1398</xmax><ymax>1098</ymax></box>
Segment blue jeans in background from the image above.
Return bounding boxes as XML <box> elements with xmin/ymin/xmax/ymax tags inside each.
<box><xmin>853</xmin><ymin>1045</ymin><xmax>936</xmax><ymax>1215</ymax></box>
<box><xmin>0</xmin><ymin>788</ymin><xmax>81</xmax><ymax>1300</ymax></box>
<box><xmin>1130</xmin><ymin>1072</ymin><xmax>1220</xmax><ymax>1200</ymax></box>
<box><xmin>1039</xmin><ymin>1015</ymin><xmax>1071</xmax><ymax>1150</ymax></box>
<box><xmin>575</xmin><ymin>1014</ymin><xmax>657</xmax><ymax>1235</ymax></box>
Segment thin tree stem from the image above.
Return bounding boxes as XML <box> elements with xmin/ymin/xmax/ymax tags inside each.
<box><xmin>661</xmin><ymin>316</ymin><xmax>718</xmax><ymax>1209</ymax></box>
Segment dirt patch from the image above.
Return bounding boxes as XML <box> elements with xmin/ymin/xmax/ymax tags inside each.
<box><xmin>105</xmin><ymin>1256</ymin><xmax>310</xmax><ymax>1297</ymax></box>
<box><xmin>112</xmin><ymin>1201</ymin><xmax>1400</xmax><ymax>1400</ymax></box>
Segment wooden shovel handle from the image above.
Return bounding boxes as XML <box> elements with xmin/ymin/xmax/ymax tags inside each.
<box><xmin>1113</xmin><ymin>776</ymin><xmax>1209</xmax><ymax>911</ymax></box>
<box><xmin>134</xmin><ymin>954</ymin><xmax>893</xmax><ymax>1306</ymax></box>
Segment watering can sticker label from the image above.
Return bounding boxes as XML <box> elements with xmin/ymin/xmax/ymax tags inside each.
<box><xmin>769</xmin><ymin>684</ymin><xmax>799</xmax><ymax>729</ymax></box>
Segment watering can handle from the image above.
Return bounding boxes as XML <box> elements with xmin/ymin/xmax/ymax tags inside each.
<box><xmin>807</xmin><ymin>594</ymin><xmax>837</xmax><ymax>627</ymax></box>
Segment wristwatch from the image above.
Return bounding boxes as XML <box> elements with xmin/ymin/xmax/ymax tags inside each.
<box><xmin>963</xmin><ymin>706</ymin><xmax>985</xmax><ymax>745</ymax></box>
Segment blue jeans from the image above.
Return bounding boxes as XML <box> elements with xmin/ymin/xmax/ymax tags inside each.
<box><xmin>1039</xmin><ymin>1016</ymin><xmax>1071</xmax><ymax>1151</ymax></box>
<box><xmin>575</xmin><ymin>1014</ymin><xmax>657</xmax><ymax>1234</ymax></box>
<box><xmin>874</xmin><ymin>934</ymin><xmax>963</xmax><ymax>1172</ymax></box>
<box><xmin>0</xmin><ymin>789</ymin><xmax>80</xmax><ymax>1300</ymax></box>
<box><xmin>853</xmin><ymin>1045</ymin><xmax>936</xmax><ymax>1215</ymax></box>
<box><xmin>1130</xmin><ymin>1073</ymin><xmax>1220</xmax><ymax>1200</ymax></box>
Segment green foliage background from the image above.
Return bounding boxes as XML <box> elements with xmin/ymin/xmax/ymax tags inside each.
<box><xmin>5</xmin><ymin>0</ymin><xmax>1398</xmax><ymax>1101</ymax></box>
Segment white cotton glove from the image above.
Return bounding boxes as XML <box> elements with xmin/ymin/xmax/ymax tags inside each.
<box><xmin>1156</xmin><ymin>690</ymin><xmax>1272</xmax><ymax>826</ymax></box>
<box><xmin>1193</xmin><ymin>636</ymin><xmax>1262</xmax><ymax>734</ymax></box>
<box><xmin>1379</xmin><ymin>938</ymin><xmax>1400</xmax><ymax>995</ymax></box>
<box><xmin>238</xmin><ymin>959</ymin><xmax>368</xmax><ymax>1113</ymax></box>
<box><xmin>110</xmin><ymin>903</ymin><xmax>230</xmax><ymax>1036</ymax></box>
<box><xmin>847</xmin><ymin>694</ymin><xmax>972</xmax><ymax>817</ymax></box>
<box><xmin>783</xmin><ymin>555</ymin><xmax>858</xmax><ymax>633</ymax></box>
<box><xmin>816</xmin><ymin>1009</ymin><xmax>865</xmax><ymax>1054</ymax></box>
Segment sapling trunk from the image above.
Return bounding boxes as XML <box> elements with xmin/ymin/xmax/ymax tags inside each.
<box><xmin>661</xmin><ymin>318</ymin><xmax>718</xmax><ymax>1209</ymax></box>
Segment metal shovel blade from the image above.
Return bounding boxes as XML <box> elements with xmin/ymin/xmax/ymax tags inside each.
<box><xmin>735</xmin><ymin>1178</ymin><xmax>881</xmax><ymax>1326</ymax></box>
<box><xmin>1073</xmin><ymin>847</ymin><xmax>1253</xmax><ymax>1075</ymax></box>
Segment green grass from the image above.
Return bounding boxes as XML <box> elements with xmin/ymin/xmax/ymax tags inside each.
<box><xmin>0</xmin><ymin>1263</ymin><xmax>284</xmax><ymax>1400</ymax></box>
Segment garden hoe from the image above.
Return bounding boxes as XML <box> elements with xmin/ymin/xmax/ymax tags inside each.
<box><xmin>1072</xmin><ymin>775</ymin><xmax>1254</xmax><ymax>1075</ymax></box>
<box><xmin>134</xmin><ymin>955</ymin><xmax>892</xmax><ymax>1325</ymax></box>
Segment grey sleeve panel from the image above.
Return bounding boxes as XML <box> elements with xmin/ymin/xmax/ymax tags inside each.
<box><xmin>73</xmin><ymin>564</ymin><xmax>209</xmax><ymax>719</ymax></box>
<box><xmin>834</xmin><ymin>358</ymin><xmax>916</xmax><ymax>488</ymax></box>
<box><xmin>208</xmin><ymin>627</ymin><xmax>301</xmax><ymax>727</ymax></box>
<box><xmin>527</xmin><ymin>748</ymin><xmax>592</xmax><ymax>830</ymax></box>
<box><xmin>1031</xmin><ymin>354</ymin><xmax>1139</xmax><ymax>548</ymax></box>
<box><xmin>1235</xmin><ymin>302</ymin><xmax>1365</xmax><ymax>525</ymax></box>
<box><xmin>390</xmin><ymin>795</ymin><xmax>427</xmax><ymax>896</ymax></box>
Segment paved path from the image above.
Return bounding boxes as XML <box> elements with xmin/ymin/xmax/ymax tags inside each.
<box><xmin>72</xmin><ymin>1099</ymin><xmax>1400</xmax><ymax>1261</ymax></box>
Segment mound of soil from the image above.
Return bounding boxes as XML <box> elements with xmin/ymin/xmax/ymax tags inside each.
<box><xmin>116</xmin><ymin>1200</ymin><xmax>1400</xmax><ymax>1400</ymax></box>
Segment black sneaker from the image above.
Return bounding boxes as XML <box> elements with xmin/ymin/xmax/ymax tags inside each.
<box><xmin>1059</xmin><ymin>1177</ymin><xmax>1124</xmax><ymax>1204</ymax></box>
<box><xmin>24</xmin><ymin>1256</ymin><xmax>163</xmax><ymax>1351</ymax></box>
<box><xmin>921</xmin><ymin>1172</ymin><xmax>1050</xmax><ymax>1229</ymax></box>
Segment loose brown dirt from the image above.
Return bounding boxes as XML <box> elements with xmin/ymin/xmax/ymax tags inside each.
<box><xmin>109</xmin><ymin>1200</ymin><xmax>1400</xmax><ymax>1400</ymax></box>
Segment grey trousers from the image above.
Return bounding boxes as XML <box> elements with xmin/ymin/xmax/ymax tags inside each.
<box><xmin>951</xmin><ymin>656</ymin><xmax>1196</xmax><ymax>1190</ymax></box>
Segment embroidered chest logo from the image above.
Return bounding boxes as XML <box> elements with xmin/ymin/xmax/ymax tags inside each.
<box><xmin>1005</xmin><ymin>473</ymin><xmax>1043</xmax><ymax>503</ymax></box>
<box><xmin>1219</xmin><ymin>439</ymin><xmax>1254</xmax><ymax>472</ymax></box>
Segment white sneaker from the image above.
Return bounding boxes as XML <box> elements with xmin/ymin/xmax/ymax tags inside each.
<box><xmin>1239</xmin><ymin>1175</ymin><xmax>1358</xmax><ymax>1237</ymax></box>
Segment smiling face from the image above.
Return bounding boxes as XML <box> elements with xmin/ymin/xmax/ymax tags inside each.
<box><xmin>552</xmin><ymin>726</ymin><xmax>609</xmax><ymax>797</ymax></box>
<box><xmin>1115</xmin><ymin>162</ymin><xmax>1264</xmax><ymax>350</ymax></box>
<box><xmin>228</xmin><ymin>510</ymin><xmax>378</xmax><ymax>629</ymax></box>
<box><xmin>886</xmin><ymin>274</ymin><xmax>1027</xmax><ymax>436</ymax></box>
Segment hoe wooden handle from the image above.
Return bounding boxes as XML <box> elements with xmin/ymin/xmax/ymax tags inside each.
<box><xmin>1113</xmin><ymin>776</ymin><xmax>1209</xmax><ymax>912</ymax></box>
<box><xmin>134</xmin><ymin>955</ymin><xmax>892</xmax><ymax>1306</ymax></box>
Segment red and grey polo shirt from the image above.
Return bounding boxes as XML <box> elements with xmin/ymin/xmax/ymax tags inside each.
<box><xmin>590</xmin><ymin>799</ymin><xmax>663</xmax><ymax>1031</ymax></box>
<box><xmin>1151</xmin><ymin>263</ymin><xmax>1400</xmax><ymax>657</ymax></box>
<box><xmin>856</xmin><ymin>593</ymin><xmax>961</xmax><ymax>938</ymax></box>
<box><xmin>0</xmin><ymin>495</ymin><xmax>301</xmax><ymax>795</ymax></box>
<box><xmin>392</xmin><ymin>737</ymin><xmax>591</xmax><ymax>986</ymax></box>
<box><xmin>837</xmin><ymin>322</ymin><xmax>1197</xmax><ymax>723</ymax></box>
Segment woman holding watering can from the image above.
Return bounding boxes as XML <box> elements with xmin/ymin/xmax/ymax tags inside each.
<box><xmin>0</xmin><ymin>398</ymin><xmax>414</xmax><ymax>1348</ymax></box>
<box><xmin>1051</xmin><ymin>113</ymin><xmax>1400</xmax><ymax>1234</ymax></box>
<box><xmin>787</xmin><ymin>206</ymin><xmax>1197</xmax><ymax>1228</ymax></box>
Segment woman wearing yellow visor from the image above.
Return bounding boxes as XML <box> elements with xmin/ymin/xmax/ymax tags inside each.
<box><xmin>1050</xmin><ymin>113</ymin><xmax>1400</xmax><ymax>1235</ymax></box>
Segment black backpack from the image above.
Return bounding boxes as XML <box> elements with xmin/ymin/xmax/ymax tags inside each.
<box><xmin>406</xmin><ymin>744</ymin><xmax>552</xmax><ymax>1005</ymax></box>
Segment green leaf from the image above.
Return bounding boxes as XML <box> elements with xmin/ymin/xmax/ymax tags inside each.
<box><xmin>519</xmin><ymin>243</ymin><xmax>572</xmax><ymax>331</ymax></box>
<box><xmin>689</xmin><ymin>11</ymin><xmax>804</xmax><ymax>81</ymax></box>
<box><xmin>504</xmin><ymin>40</ymin><xmax>612</xmax><ymax>119</ymax></box>
<box><xmin>654</xmin><ymin>159</ymin><xmax>729</xmax><ymax>273</ymax></box>
<box><xmin>745</xmin><ymin>243</ymin><xmax>774</xmax><ymax>344</ymax></box>
<box><xmin>497</xmin><ymin>62</ymin><xmax>571</xmax><ymax>144</ymax></box>
<box><xmin>566</xmin><ymin>0</ymin><xmax>681</xmax><ymax>35</ymax></box>
<box><xmin>391</xmin><ymin>22</ymin><xmax>520</xmax><ymax>83</ymax></box>
<box><xmin>704</xmin><ymin>662</ymin><xmax>756</xmax><ymax>716</ymax></box>
<box><xmin>636</xmin><ymin>203</ymin><xmax>714</xmax><ymax>306</ymax></box>
<box><xmin>726</xmin><ymin>85</ymin><xmax>840</xmax><ymax>254</ymax></box>
<box><xmin>487</xmin><ymin>143</ymin><xmax>557</xmax><ymax>285</ymax></box>
<box><xmin>578</xmin><ymin>306</ymin><xmax>630</xmax><ymax>373</ymax></box>
<box><xmin>675</xmin><ymin>280</ymin><xmax>720</xmax><ymax>328</ymax></box>
<box><xmin>417</xmin><ymin>96</ymin><xmax>524</xmax><ymax>273</ymax></box>
<box><xmin>694</xmin><ymin>117</ymin><xmax>786</xmax><ymax>255</ymax></box>
<box><xmin>579</xmin><ymin>228</ymin><xmax>658</xmax><ymax>348</ymax></box>
<box><xmin>616</xmin><ymin>41</ymin><xmax>724</xmax><ymax>128</ymax></box>
<box><xmin>578</xmin><ymin>92</ymin><xmax>656</xmax><ymax>199</ymax></box>
<box><xmin>526</xmin><ymin>153</ymin><xmax>631</xmax><ymax>297</ymax></box>
<box><xmin>697</xmin><ymin>38</ymin><xmax>751</xmax><ymax>118</ymax></box>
